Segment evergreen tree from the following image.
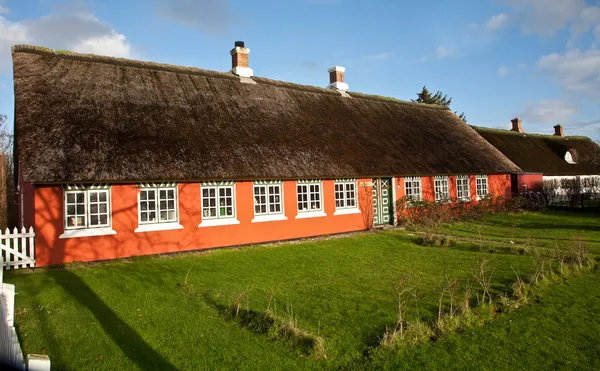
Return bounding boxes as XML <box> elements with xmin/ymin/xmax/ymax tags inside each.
<box><xmin>412</xmin><ymin>86</ymin><xmax>467</xmax><ymax>122</ymax></box>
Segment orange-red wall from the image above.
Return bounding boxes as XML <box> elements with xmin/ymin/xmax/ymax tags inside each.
<box><xmin>393</xmin><ymin>174</ymin><xmax>511</xmax><ymax>203</ymax></box>
<box><xmin>516</xmin><ymin>174</ymin><xmax>544</xmax><ymax>193</ymax></box>
<box><xmin>30</xmin><ymin>174</ymin><xmax>511</xmax><ymax>267</ymax></box>
<box><xmin>32</xmin><ymin>180</ymin><xmax>372</xmax><ymax>266</ymax></box>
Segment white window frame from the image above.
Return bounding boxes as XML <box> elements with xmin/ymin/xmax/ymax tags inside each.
<box><xmin>456</xmin><ymin>175</ymin><xmax>471</xmax><ymax>202</ymax></box>
<box><xmin>252</xmin><ymin>181</ymin><xmax>287</xmax><ymax>223</ymax></box>
<box><xmin>296</xmin><ymin>180</ymin><xmax>326</xmax><ymax>219</ymax></box>
<box><xmin>476</xmin><ymin>175</ymin><xmax>489</xmax><ymax>200</ymax></box>
<box><xmin>135</xmin><ymin>183</ymin><xmax>183</xmax><ymax>233</ymax></box>
<box><xmin>434</xmin><ymin>176</ymin><xmax>450</xmax><ymax>202</ymax></box>
<box><xmin>60</xmin><ymin>184</ymin><xmax>116</xmax><ymax>239</ymax></box>
<box><xmin>334</xmin><ymin>179</ymin><xmax>360</xmax><ymax>215</ymax></box>
<box><xmin>199</xmin><ymin>181</ymin><xmax>240</xmax><ymax>227</ymax></box>
<box><xmin>404</xmin><ymin>176</ymin><xmax>422</xmax><ymax>203</ymax></box>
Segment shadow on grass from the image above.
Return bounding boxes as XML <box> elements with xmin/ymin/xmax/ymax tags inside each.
<box><xmin>51</xmin><ymin>269</ymin><xmax>177</xmax><ymax>370</ymax></box>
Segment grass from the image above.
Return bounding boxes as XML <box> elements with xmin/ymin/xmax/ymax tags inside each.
<box><xmin>436</xmin><ymin>209</ymin><xmax>600</xmax><ymax>255</ymax></box>
<box><xmin>5</xmin><ymin>210</ymin><xmax>600</xmax><ymax>370</ymax></box>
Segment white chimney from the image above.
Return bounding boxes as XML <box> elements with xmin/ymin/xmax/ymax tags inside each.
<box><xmin>328</xmin><ymin>66</ymin><xmax>348</xmax><ymax>92</ymax></box>
<box><xmin>230</xmin><ymin>41</ymin><xmax>253</xmax><ymax>78</ymax></box>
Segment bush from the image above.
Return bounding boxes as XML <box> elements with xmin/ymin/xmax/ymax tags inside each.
<box><xmin>396</xmin><ymin>195</ymin><xmax>524</xmax><ymax>228</ymax></box>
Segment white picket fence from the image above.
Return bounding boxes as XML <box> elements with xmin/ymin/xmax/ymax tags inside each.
<box><xmin>0</xmin><ymin>227</ymin><xmax>35</xmax><ymax>270</ymax></box>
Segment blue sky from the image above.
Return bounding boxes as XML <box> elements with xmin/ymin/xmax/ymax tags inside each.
<box><xmin>1</xmin><ymin>0</ymin><xmax>599</xmax><ymax>137</ymax></box>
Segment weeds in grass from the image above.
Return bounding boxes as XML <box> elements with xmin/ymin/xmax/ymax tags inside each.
<box><xmin>221</xmin><ymin>291</ymin><xmax>326</xmax><ymax>359</ymax></box>
<box><xmin>376</xmin><ymin>241</ymin><xmax>597</xmax><ymax>352</ymax></box>
<box><xmin>473</xmin><ymin>257</ymin><xmax>494</xmax><ymax>305</ymax></box>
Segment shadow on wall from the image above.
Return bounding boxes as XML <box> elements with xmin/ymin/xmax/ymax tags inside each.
<box><xmin>34</xmin><ymin>185</ymin><xmax>205</xmax><ymax>265</ymax></box>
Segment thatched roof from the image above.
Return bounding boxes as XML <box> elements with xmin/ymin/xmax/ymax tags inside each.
<box><xmin>12</xmin><ymin>45</ymin><xmax>520</xmax><ymax>183</ymax></box>
<box><xmin>473</xmin><ymin>126</ymin><xmax>600</xmax><ymax>176</ymax></box>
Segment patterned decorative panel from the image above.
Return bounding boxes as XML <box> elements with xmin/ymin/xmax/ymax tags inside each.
<box><xmin>372</xmin><ymin>178</ymin><xmax>393</xmax><ymax>225</ymax></box>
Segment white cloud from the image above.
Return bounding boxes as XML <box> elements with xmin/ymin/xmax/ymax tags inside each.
<box><xmin>0</xmin><ymin>6</ymin><xmax>8</xmax><ymax>15</ymax></box>
<box><xmin>0</xmin><ymin>10</ymin><xmax>134</xmax><ymax>72</ymax></box>
<box><xmin>519</xmin><ymin>99</ymin><xmax>578</xmax><ymax>124</ymax></box>
<box><xmin>497</xmin><ymin>65</ymin><xmax>509</xmax><ymax>76</ymax></box>
<box><xmin>435</xmin><ymin>45</ymin><xmax>453</xmax><ymax>58</ymax></box>
<box><xmin>486</xmin><ymin>13</ymin><xmax>509</xmax><ymax>31</ymax></box>
<box><xmin>71</xmin><ymin>33</ymin><xmax>132</xmax><ymax>57</ymax></box>
<box><xmin>570</xmin><ymin>6</ymin><xmax>600</xmax><ymax>38</ymax></box>
<box><xmin>0</xmin><ymin>16</ymin><xmax>30</xmax><ymax>70</ymax></box>
<box><xmin>537</xmin><ymin>48</ymin><xmax>600</xmax><ymax>92</ymax></box>
<box><xmin>518</xmin><ymin>63</ymin><xmax>528</xmax><ymax>69</ymax></box>
<box><xmin>505</xmin><ymin>0</ymin><xmax>588</xmax><ymax>36</ymax></box>
<box><xmin>156</xmin><ymin>0</ymin><xmax>240</xmax><ymax>34</ymax></box>
<box><xmin>365</xmin><ymin>52</ymin><xmax>389</xmax><ymax>61</ymax></box>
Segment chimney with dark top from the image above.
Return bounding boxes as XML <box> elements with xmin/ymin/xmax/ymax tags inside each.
<box><xmin>511</xmin><ymin>117</ymin><xmax>524</xmax><ymax>133</ymax></box>
<box><xmin>328</xmin><ymin>66</ymin><xmax>348</xmax><ymax>92</ymax></box>
<box><xmin>554</xmin><ymin>124</ymin><xmax>565</xmax><ymax>137</ymax></box>
<box><xmin>230</xmin><ymin>41</ymin><xmax>253</xmax><ymax>78</ymax></box>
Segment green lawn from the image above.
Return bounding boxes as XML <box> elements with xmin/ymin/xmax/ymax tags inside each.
<box><xmin>437</xmin><ymin>209</ymin><xmax>600</xmax><ymax>255</ymax></box>
<box><xmin>5</xmin><ymin>210</ymin><xmax>600</xmax><ymax>370</ymax></box>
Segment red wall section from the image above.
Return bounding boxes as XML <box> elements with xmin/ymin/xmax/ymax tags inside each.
<box><xmin>488</xmin><ymin>174</ymin><xmax>512</xmax><ymax>198</ymax></box>
<box><xmin>516</xmin><ymin>174</ymin><xmax>544</xmax><ymax>193</ymax></box>
<box><xmin>33</xmin><ymin>180</ymin><xmax>372</xmax><ymax>266</ymax></box>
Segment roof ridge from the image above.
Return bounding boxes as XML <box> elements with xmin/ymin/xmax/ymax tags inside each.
<box><xmin>12</xmin><ymin>44</ymin><xmax>238</xmax><ymax>81</ymax></box>
<box><xmin>471</xmin><ymin>125</ymin><xmax>592</xmax><ymax>140</ymax></box>
<box><xmin>12</xmin><ymin>44</ymin><xmax>449</xmax><ymax>109</ymax></box>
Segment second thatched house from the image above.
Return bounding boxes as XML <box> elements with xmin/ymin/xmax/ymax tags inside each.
<box><xmin>474</xmin><ymin>119</ymin><xmax>600</xmax><ymax>203</ymax></box>
<box><xmin>12</xmin><ymin>42</ymin><xmax>520</xmax><ymax>267</ymax></box>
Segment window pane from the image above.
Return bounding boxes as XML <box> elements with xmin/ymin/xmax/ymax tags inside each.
<box><xmin>67</xmin><ymin>193</ymin><xmax>75</xmax><ymax>203</ymax></box>
<box><xmin>141</xmin><ymin>213</ymin><xmax>148</xmax><ymax>222</ymax></box>
<box><xmin>90</xmin><ymin>192</ymin><xmax>97</xmax><ymax>202</ymax></box>
<box><xmin>67</xmin><ymin>205</ymin><xmax>75</xmax><ymax>215</ymax></box>
<box><xmin>100</xmin><ymin>204</ymin><xmax>107</xmax><ymax>213</ymax></box>
<box><xmin>90</xmin><ymin>204</ymin><xmax>98</xmax><ymax>213</ymax></box>
<box><xmin>99</xmin><ymin>192</ymin><xmax>107</xmax><ymax>202</ymax></box>
<box><xmin>168</xmin><ymin>200</ymin><xmax>174</xmax><ymax>209</ymax></box>
<box><xmin>160</xmin><ymin>211</ymin><xmax>167</xmax><ymax>220</ymax></box>
<box><xmin>76</xmin><ymin>193</ymin><xmax>85</xmax><ymax>203</ymax></box>
<box><xmin>76</xmin><ymin>205</ymin><xmax>85</xmax><ymax>214</ymax></box>
<box><xmin>90</xmin><ymin>215</ymin><xmax>99</xmax><ymax>225</ymax></box>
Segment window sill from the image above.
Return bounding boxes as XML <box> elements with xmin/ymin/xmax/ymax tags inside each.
<box><xmin>59</xmin><ymin>227</ymin><xmax>117</xmax><ymax>239</ymax></box>
<box><xmin>135</xmin><ymin>223</ymin><xmax>183</xmax><ymax>233</ymax></box>
<box><xmin>333</xmin><ymin>208</ymin><xmax>361</xmax><ymax>216</ymax></box>
<box><xmin>295</xmin><ymin>211</ymin><xmax>327</xmax><ymax>219</ymax></box>
<box><xmin>198</xmin><ymin>218</ymin><xmax>240</xmax><ymax>228</ymax></box>
<box><xmin>251</xmin><ymin>214</ymin><xmax>288</xmax><ymax>223</ymax></box>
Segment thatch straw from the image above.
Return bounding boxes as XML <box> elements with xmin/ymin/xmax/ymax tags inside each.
<box><xmin>13</xmin><ymin>46</ymin><xmax>520</xmax><ymax>183</ymax></box>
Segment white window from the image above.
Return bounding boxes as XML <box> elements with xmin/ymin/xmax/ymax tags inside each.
<box><xmin>456</xmin><ymin>175</ymin><xmax>470</xmax><ymax>201</ymax></box>
<box><xmin>296</xmin><ymin>180</ymin><xmax>326</xmax><ymax>218</ymax></box>
<box><xmin>134</xmin><ymin>184</ymin><xmax>183</xmax><ymax>232</ymax></box>
<box><xmin>202</xmin><ymin>183</ymin><xmax>235</xmax><ymax>219</ymax></box>
<box><xmin>60</xmin><ymin>185</ymin><xmax>116</xmax><ymax>238</ymax></box>
<box><xmin>334</xmin><ymin>180</ymin><xmax>357</xmax><ymax>209</ymax></box>
<box><xmin>65</xmin><ymin>187</ymin><xmax>110</xmax><ymax>229</ymax></box>
<box><xmin>434</xmin><ymin>176</ymin><xmax>450</xmax><ymax>202</ymax></box>
<box><xmin>253</xmin><ymin>182</ymin><xmax>284</xmax><ymax>218</ymax></box>
<box><xmin>476</xmin><ymin>175</ymin><xmax>488</xmax><ymax>198</ymax></box>
<box><xmin>565</xmin><ymin>152</ymin><xmax>576</xmax><ymax>164</ymax></box>
<box><xmin>404</xmin><ymin>177</ymin><xmax>422</xmax><ymax>202</ymax></box>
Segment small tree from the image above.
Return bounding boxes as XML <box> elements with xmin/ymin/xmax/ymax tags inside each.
<box><xmin>0</xmin><ymin>114</ymin><xmax>17</xmax><ymax>229</ymax></box>
<box><xmin>412</xmin><ymin>86</ymin><xmax>467</xmax><ymax>122</ymax></box>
